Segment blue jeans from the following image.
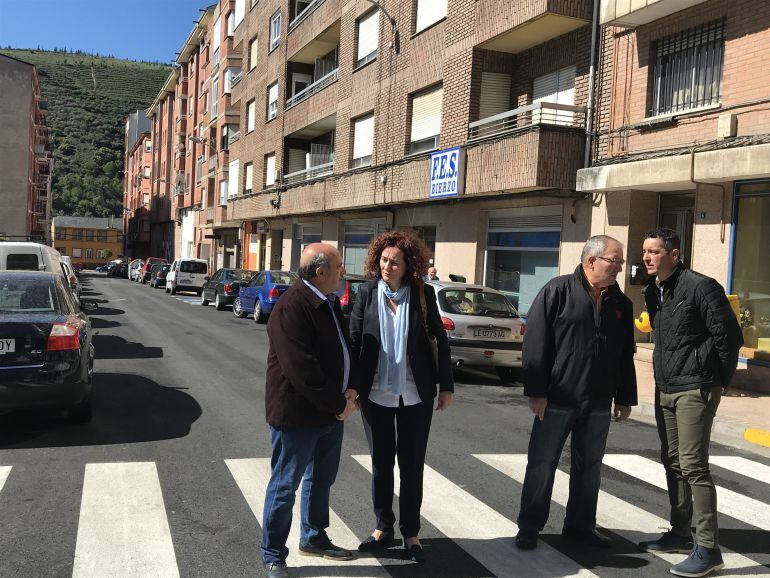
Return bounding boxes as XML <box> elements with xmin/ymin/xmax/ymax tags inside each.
<box><xmin>260</xmin><ymin>421</ymin><xmax>344</xmax><ymax>564</ymax></box>
<box><xmin>517</xmin><ymin>402</ymin><xmax>611</xmax><ymax>534</ymax></box>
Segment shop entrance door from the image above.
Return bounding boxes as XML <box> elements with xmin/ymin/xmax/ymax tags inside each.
<box><xmin>658</xmin><ymin>193</ymin><xmax>694</xmax><ymax>268</ymax></box>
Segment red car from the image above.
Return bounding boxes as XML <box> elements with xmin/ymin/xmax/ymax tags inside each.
<box><xmin>139</xmin><ymin>257</ymin><xmax>167</xmax><ymax>284</ymax></box>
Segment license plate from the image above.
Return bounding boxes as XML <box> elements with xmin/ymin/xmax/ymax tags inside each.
<box><xmin>472</xmin><ymin>328</ymin><xmax>507</xmax><ymax>339</ymax></box>
<box><xmin>0</xmin><ymin>338</ymin><xmax>15</xmax><ymax>355</ymax></box>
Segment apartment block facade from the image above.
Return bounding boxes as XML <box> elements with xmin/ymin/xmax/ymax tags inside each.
<box><xmin>0</xmin><ymin>54</ymin><xmax>53</xmax><ymax>244</ymax></box>
<box><xmin>579</xmin><ymin>0</ymin><xmax>770</xmax><ymax>388</ymax></box>
<box><xmin>123</xmin><ymin>110</ymin><xmax>153</xmax><ymax>258</ymax></box>
<box><xmin>52</xmin><ymin>216</ymin><xmax>123</xmax><ymax>267</ymax></box>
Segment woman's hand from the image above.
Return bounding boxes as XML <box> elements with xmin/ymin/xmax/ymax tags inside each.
<box><xmin>436</xmin><ymin>391</ymin><xmax>454</xmax><ymax>411</ymax></box>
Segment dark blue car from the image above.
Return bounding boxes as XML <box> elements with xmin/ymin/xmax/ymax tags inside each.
<box><xmin>236</xmin><ymin>270</ymin><xmax>298</xmax><ymax>324</ymax></box>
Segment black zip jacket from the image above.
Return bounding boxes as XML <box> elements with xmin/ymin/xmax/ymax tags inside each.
<box><xmin>644</xmin><ymin>263</ymin><xmax>743</xmax><ymax>393</ymax></box>
<box><xmin>523</xmin><ymin>265</ymin><xmax>637</xmax><ymax>409</ymax></box>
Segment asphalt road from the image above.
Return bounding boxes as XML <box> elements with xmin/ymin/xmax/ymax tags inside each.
<box><xmin>0</xmin><ymin>273</ymin><xmax>768</xmax><ymax>577</ymax></box>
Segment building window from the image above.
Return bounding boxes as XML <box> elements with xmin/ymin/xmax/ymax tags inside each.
<box><xmin>56</xmin><ymin>229</ymin><xmax>65</xmax><ymax>240</ymax></box>
<box><xmin>415</xmin><ymin>0</ymin><xmax>447</xmax><ymax>34</ymax></box>
<box><xmin>73</xmin><ymin>229</ymin><xmax>82</xmax><ymax>240</ymax></box>
<box><xmin>532</xmin><ymin>65</ymin><xmax>575</xmax><ymax>125</ymax></box>
<box><xmin>227</xmin><ymin>11</ymin><xmax>235</xmax><ymax>37</ymax></box>
<box><xmin>649</xmin><ymin>19</ymin><xmax>725</xmax><ymax>117</ymax></box>
<box><xmin>145</xmin><ymin>140</ymin><xmax>152</xmax><ymax>152</ymax></box>
<box><xmin>228</xmin><ymin>160</ymin><xmax>240</xmax><ymax>198</ymax></box>
<box><xmin>73</xmin><ymin>248</ymin><xmax>82</xmax><ymax>258</ymax></box>
<box><xmin>265</xmin><ymin>153</ymin><xmax>276</xmax><ymax>187</ymax></box>
<box><xmin>56</xmin><ymin>247</ymin><xmax>65</xmax><ymax>254</ymax></box>
<box><xmin>356</xmin><ymin>10</ymin><xmax>379</xmax><ymax>68</ymax></box>
<box><xmin>98</xmin><ymin>231</ymin><xmax>107</xmax><ymax>241</ymax></box>
<box><xmin>219</xmin><ymin>180</ymin><xmax>229</xmax><ymax>205</ymax></box>
<box><xmin>143</xmin><ymin>193</ymin><xmax>150</xmax><ymax>205</ymax></box>
<box><xmin>212</xmin><ymin>74</ymin><xmax>219</xmax><ymax>118</ymax></box>
<box><xmin>86</xmin><ymin>230</ymin><xmax>94</xmax><ymax>241</ymax></box>
<box><xmin>731</xmin><ymin>181</ymin><xmax>770</xmax><ymax>359</ymax></box>
<box><xmin>352</xmin><ymin>113</ymin><xmax>374</xmax><ymax>168</ymax></box>
<box><xmin>246</xmin><ymin>99</ymin><xmax>256</xmax><ymax>132</ymax></box>
<box><xmin>85</xmin><ymin>248</ymin><xmax>93</xmax><ymax>260</ymax></box>
<box><xmin>249</xmin><ymin>37</ymin><xmax>258</xmax><ymax>71</ymax></box>
<box><xmin>267</xmin><ymin>82</ymin><xmax>278</xmax><ymax>120</ymax></box>
<box><xmin>269</xmin><ymin>11</ymin><xmax>281</xmax><ymax>51</ymax></box>
<box><xmin>409</xmin><ymin>85</ymin><xmax>442</xmax><ymax>154</ymax></box>
<box><xmin>244</xmin><ymin>162</ymin><xmax>254</xmax><ymax>194</ymax></box>
<box><xmin>143</xmin><ymin>166</ymin><xmax>151</xmax><ymax>178</ymax></box>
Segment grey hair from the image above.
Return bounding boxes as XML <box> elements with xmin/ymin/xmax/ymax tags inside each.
<box><xmin>580</xmin><ymin>235</ymin><xmax>623</xmax><ymax>263</ymax></box>
<box><xmin>297</xmin><ymin>250</ymin><xmax>330</xmax><ymax>279</ymax></box>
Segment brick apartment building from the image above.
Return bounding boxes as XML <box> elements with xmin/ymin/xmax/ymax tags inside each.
<box><xmin>0</xmin><ymin>54</ymin><xmax>53</xmax><ymax>244</ymax></box>
<box><xmin>578</xmin><ymin>0</ymin><xmax>770</xmax><ymax>389</ymax></box>
<box><xmin>52</xmin><ymin>216</ymin><xmax>123</xmax><ymax>267</ymax></box>
<box><xmin>123</xmin><ymin>110</ymin><xmax>153</xmax><ymax>258</ymax></box>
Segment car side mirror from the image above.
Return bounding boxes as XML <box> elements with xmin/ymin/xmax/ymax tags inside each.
<box><xmin>81</xmin><ymin>300</ymin><xmax>98</xmax><ymax>312</ymax></box>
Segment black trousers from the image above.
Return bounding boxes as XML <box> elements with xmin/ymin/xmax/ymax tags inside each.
<box><xmin>361</xmin><ymin>397</ymin><xmax>433</xmax><ymax>539</ymax></box>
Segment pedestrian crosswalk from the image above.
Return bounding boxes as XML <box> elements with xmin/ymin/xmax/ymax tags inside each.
<box><xmin>174</xmin><ymin>295</ymin><xmax>202</xmax><ymax>306</ymax></box>
<box><xmin>0</xmin><ymin>453</ymin><xmax>768</xmax><ymax>577</ymax></box>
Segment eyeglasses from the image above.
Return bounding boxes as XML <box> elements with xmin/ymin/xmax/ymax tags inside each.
<box><xmin>595</xmin><ymin>256</ymin><xmax>625</xmax><ymax>266</ymax></box>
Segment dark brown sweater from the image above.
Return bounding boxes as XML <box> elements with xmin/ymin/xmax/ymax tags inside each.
<box><xmin>265</xmin><ymin>280</ymin><xmax>350</xmax><ymax>427</ymax></box>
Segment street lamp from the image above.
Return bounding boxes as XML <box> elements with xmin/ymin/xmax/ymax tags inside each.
<box><xmin>363</xmin><ymin>0</ymin><xmax>399</xmax><ymax>53</ymax></box>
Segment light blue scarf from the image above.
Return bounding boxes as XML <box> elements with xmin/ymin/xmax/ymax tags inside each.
<box><xmin>375</xmin><ymin>279</ymin><xmax>410</xmax><ymax>395</ymax></box>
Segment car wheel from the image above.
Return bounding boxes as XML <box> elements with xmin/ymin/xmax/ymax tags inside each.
<box><xmin>69</xmin><ymin>398</ymin><xmax>92</xmax><ymax>424</ymax></box>
<box><xmin>254</xmin><ymin>300</ymin><xmax>267</xmax><ymax>324</ymax></box>
<box><xmin>200</xmin><ymin>292</ymin><xmax>209</xmax><ymax>306</ymax></box>
<box><xmin>496</xmin><ymin>367</ymin><xmax>521</xmax><ymax>384</ymax></box>
<box><xmin>215</xmin><ymin>292</ymin><xmax>225</xmax><ymax>311</ymax></box>
<box><xmin>233</xmin><ymin>297</ymin><xmax>246</xmax><ymax>318</ymax></box>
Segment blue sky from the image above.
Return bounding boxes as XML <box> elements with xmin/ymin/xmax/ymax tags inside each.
<box><xmin>0</xmin><ymin>0</ymin><xmax>211</xmax><ymax>63</ymax></box>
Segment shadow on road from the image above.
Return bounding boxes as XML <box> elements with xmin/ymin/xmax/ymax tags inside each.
<box><xmin>0</xmin><ymin>373</ymin><xmax>202</xmax><ymax>448</ymax></box>
<box><xmin>93</xmin><ymin>334</ymin><xmax>163</xmax><ymax>359</ymax></box>
<box><xmin>92</xmin><ymin>306</ymin><xmax>125</xmax><ymax>316</ymax></box>
<box><xmin>90</xmin><ymin>317</ymin><xmax>121</xmax><ymax>329</ymax></box>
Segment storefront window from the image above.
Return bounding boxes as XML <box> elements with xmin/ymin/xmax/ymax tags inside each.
<box><xmin>731</xmin><ymin>181</ymin><xmax>770</xmax><ymax>359</ymax></box>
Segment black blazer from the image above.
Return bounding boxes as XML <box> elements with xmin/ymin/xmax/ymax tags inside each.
<box><xmin>349</xmin><ymin>279</ymin><xmax>454</xmax><ymax>401</ymax></box>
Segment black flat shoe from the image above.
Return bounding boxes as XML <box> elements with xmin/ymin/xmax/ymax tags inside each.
<box><xmin>406</xmin><ymin>544</ymin><xmax>425</xmax><ymax>563</ymax></box>
<box><xmin>358</xmin><ymin>530</ymin><xmax>397</xmax><ymax>552</ymax></box>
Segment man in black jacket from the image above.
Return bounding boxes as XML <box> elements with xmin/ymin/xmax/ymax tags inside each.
<box><xmin>638</xmin><ymin>228</ymin><xmax>742</xmax><ymax>578</ymax></box>
<box><xmin>515</xmin><ymin>235</ymin><xmax>637</xmax><ymax>551</ymax></box>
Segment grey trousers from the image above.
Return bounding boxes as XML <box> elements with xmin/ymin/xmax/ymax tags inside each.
<box><xmin>655</xmin><ymin>386</ymin><xmax>722</xmax><ymax>549</ymax></box>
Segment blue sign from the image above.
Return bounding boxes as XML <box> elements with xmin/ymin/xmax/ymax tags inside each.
<box><xmin>429</xmin><ymin>147</ymin><xmax>464</xmax><ymax>199</ymax></box>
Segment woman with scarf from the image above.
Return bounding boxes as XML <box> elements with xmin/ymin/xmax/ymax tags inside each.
<box><xmin>349</xmin><ymin>229</ymin><xmax>454</xmax><ymax>563</ymax></box>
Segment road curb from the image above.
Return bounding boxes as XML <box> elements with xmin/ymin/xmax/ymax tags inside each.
<box><xmin>631</xmin><ymin>401</ymin><xmax>770</xmax><ymax>449</ymax></box>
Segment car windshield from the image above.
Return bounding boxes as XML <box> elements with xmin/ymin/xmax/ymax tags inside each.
<box><xmin>180</xmin><ymin>261</ymin><xmax>208</xmax><ymax>274</ymax></box>
<box><xmin>0</xmin><ymin>278</ymin><xmax>58</xmax><ymax>313</ymax></box>
<box><xmin>438</xmin><ymin>289</ymin><xmax>519</xmax><ymax>318</ymax></box>
<box><xmin>271</xmin><ymin>271</ymin><xmax>298</xmax><ymax>285</ymax></box>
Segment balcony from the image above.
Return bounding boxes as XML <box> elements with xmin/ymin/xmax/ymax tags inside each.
<box><xmin>601</xmin><ymin>0</ymin><xmax>710</xmax><ymax>26</ymax></box>
<box><xmin>206</xmin><ymin>206</ymin><xmax>215</xmax><ymax>223</ymax></box>
<box><xmin>468</xmin><ymin>102</ymin><xmax>587</xmax><ymax>142</ymax></box>
<box><xmin>289</xmin><ymin>0</ymin><xmax>327</xmax><ymax>32</ymax></box>
<box><xmin>227</xmin><ymin>129</ymin><xmax>241</xmax><ymax>147</ymax></box>
<box><xmin>208</xmin><ymin>154</ymin><xmax>217</xmax><ymax>175</ymax></box>
<box><xmin>286</xmin><ymin>68</ymin><xmax>338</xmax><ymax>110</ymax></box>
<box><xmin>283</xmin><ymin>115</ymin><xmax>336</xmax><ymax>185</ymax></box>
<box><xmin>285</xmin><ymin>160</ymin><xmax>334</xmax><ymax>185</ymax></box>
<box><xmin>231</xmin><ymin>70</ymin><xmax>242</xmax><ymax>89</ymax></box>
<box><xmin>286</xmin><ymin>21</ymin><xmax>340</xmax><ymax>109</ymax></box>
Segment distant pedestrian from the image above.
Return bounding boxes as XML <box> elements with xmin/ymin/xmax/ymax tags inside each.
<box><xmin>260</xmin><ymin>243</ymin><xmax>359</xmax><ymax>578</ymax></box>
<box><xmin>426</xmin><ymin>267</ymin><xmax>439</xmax><ymax>281</ymax></box>
<box><xmin>638</xmin><ymin>228</ymin><xmax>742</xmax><ymax>578</ymax></box>
<box><xmin>515</xmin><ymin>235</ymin><xmax>637</xmax><ymax>551</ymax></box>
<box><xmin>349</xmin><ymin>230</ymin><xmax>454</xmax><ymax>563</ymax></box>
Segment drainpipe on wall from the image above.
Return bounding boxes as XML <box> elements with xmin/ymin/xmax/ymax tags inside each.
<box><xmin>584</xmin><ymin>0</ymin><xmax>600</xmax><ymax>168</ymax></box>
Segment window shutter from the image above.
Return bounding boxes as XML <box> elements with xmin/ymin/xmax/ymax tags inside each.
<box><xmin>410</xmin><ymin>86</ymin><xmax>443</xmax><ymax>142</ymax></box>
<box><xmin>357</xmin><ymin>11</ymin><xmax>379</xmax><ymax>62</ymax></box>
<box><xmin>265</xmin><ymin>154</ymin><xmax>276</xmax><ymax>186</ymax></box>
<box><xmin>235</xmin><ymin>0</ymin><xmax>245</xmax><ymax>26</ymax></box>
<box><xmin>287</xmin><ymin>148</ymin><xmax>306</xmax><ymax>174</ymax></box>
<box><xmin>247</xmin><ymin>100</ymin><xmax>255</xmax><ymax>132</ymax></box>
<box><xmin>479</xmin><ymin>72</ymin><xmax>511</xmax><ymax>119</ymax></box>
<box><xmin>416</xmin><ymin>0</ymin><xmax>447</xmax><ymax>33</ymax></box>
<box><xmin>249</xmin><ymin>38</ymin><xmax>258</xmax><ymax>70</ymax></box>
<box><xmin>268</xmin><ymin>83</ymin><xmax>278</xmax><ymax>104</ymax></box>
<box><xmin>353</xmin><ymin>114</ymin><xmax>374</xmax><ymax>160</ymax></box>
<box><xmin>245</xmin><ymin>163</ymin><xmax>253</xmax><ymax>191</ymax></box>
<box><xmin>533</xmin><ymin>70</ymin><xmax>558</xmax><ymax>105</ymax></box>
<box><xmin>228</xmin><ymin>160</ymin><xmax>239</xmax><ymax>197</ymax></box>
<box><xmin>213</xmin><ymin>16</ymin><xmax>221</xmax><ymax>50</ymax></box>
<box><xmin>533</xmin><ymin>66</ymin><xmax>575</xmax><ymax>124</ymax></box>
<box><xmin>556</xmin><ymin>65</ymin><xmax>576</xmax><ymax>106</ymax></box>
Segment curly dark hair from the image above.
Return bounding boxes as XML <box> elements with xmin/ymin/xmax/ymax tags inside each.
<box><xmin>364</xmin><ymin>229</ymin><xmax>431</xmax><ymax>283</ymax></box>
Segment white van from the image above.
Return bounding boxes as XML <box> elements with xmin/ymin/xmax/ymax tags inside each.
<box><xmin>166</xmin><ymin>258</ymin><xmax>208</xmax><ymax>295</ymax></box>
<box><xmin>0</xmin><ymin>242</ymin><xmax>64</xmax><ymax>274</ymax></box>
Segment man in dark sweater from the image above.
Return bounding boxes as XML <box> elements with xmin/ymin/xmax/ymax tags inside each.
<box><xmin>515</xmin><ymin>235</ymin><xmax>637</xmax><ymax>551</ymax></box>
<box><xmin>260</xmin><ymin>243</ymin><xmax>358</xmax><ymax>578</ymax></box>
<box><xmin>638</xmin><ymin>228</ymin><xmax>742</xmax><ymax>578</ymax></box>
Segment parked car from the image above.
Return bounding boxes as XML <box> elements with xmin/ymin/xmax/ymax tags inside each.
<box><xmin>237</xmin><ymin>270</ymin><xmax>299</xmax><ymax>323</ymax></box>
<box><xmin>138</xmin><ymin>257</ymin><xmax>167</xmax><ymax>284</ymax></box>
<box><xmin>60</xmin><ymin>260</ymin><xmax>81</xmax><ymax>299</ymax></box>
<box><xmin>334</xmin><ymin>274</ymin><xmax>368</xmax><ymax>320</ymax></box>
<box><xmin>94</xmin><ymin>265</ymin><xmax>109</xmax><ymax>273</ymax></box>
<box><xmin>128</xmin><ymin>259</ymin><xmax>144</xmax><ymax>282</ymax></box>
<box><xmin>427</xmin><ymin>280</ymin><xmax>525</xmax><ymax>383</ymax></box>
<box><xmin>200</xmin><ymin>268</ymin><xmax>258</xmax><ymax>312</ymax></box>
<box><xmin>0</xmin><ymin>271</ymin><xmax>95</xmax><ymax>422</ymax></box>
<box><xmin>166</xmin><ymin>258</ymin><xmax>208</xmax><ymax>295</ymax></box>
<box><xmin>0</xmin><ymin>242</ymin><xmax>63</xmax><ymax>275</ymax></box>
<box><xmin>150</xmin><ymin>263</ymin><xmax>171</xmax><ymax>288</ymax></box>
<box><xmin>106</xmin><ymin>262</ymin><xmax>128</xmax><ymax>278</ymax></box>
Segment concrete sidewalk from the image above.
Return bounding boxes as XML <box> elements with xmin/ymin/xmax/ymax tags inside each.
<box><xmin>632</xmin><ymin>348</ymin><xmax>770</xmax><ymax>451</ymax></box>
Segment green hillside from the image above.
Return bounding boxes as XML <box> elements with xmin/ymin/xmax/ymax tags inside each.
<box><xmin>0</xmin><ymin>49</ymin><xmax>171</xmax><ymax>218</ymax></box>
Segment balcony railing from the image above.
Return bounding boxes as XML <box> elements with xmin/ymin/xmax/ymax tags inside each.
<box><xmin>284</xmin><ymin>160</ymin><xmax>334</xmax><ymax>185</ymax></box>
<box><xmin>206</xmin><ymin>206</ymin><xmax>215</xmax><ymax>222</ymax></box>
<box><xmin>208</xmin><ymin>155</ymin><xmax>217</xmax><ymax>172</ymax></box>
<box><xmin>286</xmin><ymin>68</ymin><xmax>338</xmax><ymax>109</ymax></box>
<box><xmin>289</xmin><ymin>0</ymin><xmax>326</xmax><ymax>31</ymax></box>
<box><xmin>228</xmin><ymin>130</ymin><xmax>241</xmax><ymax>147</ymax></box>
<box><xmin>467</xmin><ymin>102</ymin><xmax>587</xmax><ymax>142</ymax></box>
<box><xmin>231</xmin><ymin>71</ymin><xmax>243</xmax><ymax>88</ymax></box>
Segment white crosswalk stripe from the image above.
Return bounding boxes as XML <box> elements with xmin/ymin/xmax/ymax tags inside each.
<box><xmin>353</xmin><ymin>454</ymin><xmax>597</xmax><ymax>578</ymax></box>
<box><xmin>225</xmin><ymin>457</ymin><xmax>389</xmax><ymax>577</ymax></box>
<box><xmin>710</xmin><ymin>456</ymin><xmax>770</xmax><ymax>485</ymax></box>
<box><xmin>174</xmin><ymin>296</ymin><xmax>201</xmax><ymax>305</ymax></box>
<box><xmin>0</xmin><ymin>466</ymin><xmax>11</xmax><ymax>493</ymax></box>
<box><xmin>476</xmin><ymin>454</ymin><xmax>766</xmax><ymax>577</ymax></box>
<box><xmin>72</xmin><ymin>462</ymin><xmax>179</xmax><ymax>578</ymax></box>
<box><xmin>603</xmin><ymin>454</ymin><xmax>770</xmax><ymax>532</ymax></box>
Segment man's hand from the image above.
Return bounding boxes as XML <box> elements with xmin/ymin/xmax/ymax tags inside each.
<box><xmin>336</xmin><ymin>397</ymin><xmax>358</xmax><ymax>421</ymax></box>
<box><xmin>613</xmin><ymin>404</ymin><xmax>632</xmax><ymax>422</ymax></box>
<box><xmin>436</xmin><ymin>391</ymin><xmax>454</xmax><ymax>411</ymax></box>
<box><xmin>528</xmin><ymin>397</ymin><xmax>548</xmax><ymax>421</ymax></box>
